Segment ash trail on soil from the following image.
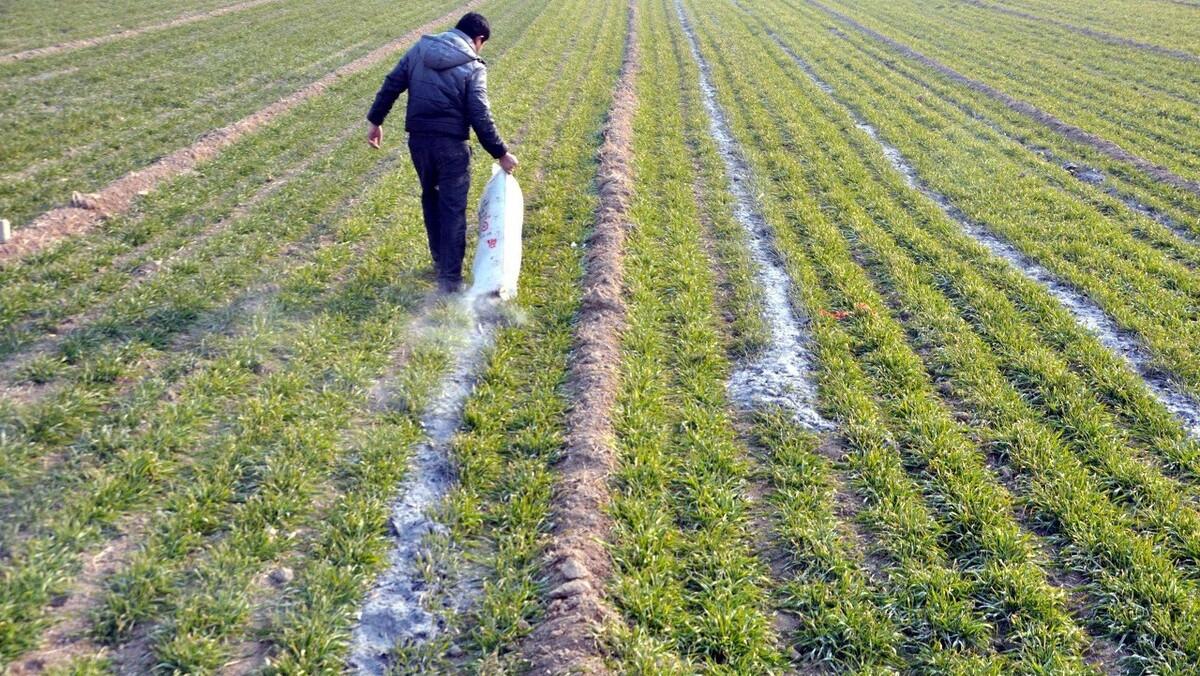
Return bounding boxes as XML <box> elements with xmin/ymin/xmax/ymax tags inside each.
<box><xmin>677</xmin><ymin>0</ymin><xmax>828</xmax><ymax>432</ymax></box>
<box><xmin>348</xmin><ymin>294</ymin><xmax>512</xmax><ymax>675</ymax></box>
<box><xmin>766</xmin><ymin>37</ymin><xmax>1200</xmax><ymax>440</ymax></box>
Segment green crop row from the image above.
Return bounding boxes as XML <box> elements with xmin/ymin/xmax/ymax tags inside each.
<box><xmin>745</xmin><ymin>0</ymin><xmax>1200</xmax><ymax>501</ymax></box>
<box><xmin>775</xmin><ymin>0</ymin><xmax>1200</xmax><ymax>246</ymax></box>
<box><xmin>0</xmin><ymin>104</ymin><xmax>406</xmax><ymax>526</ymax></box>
<box><xmin>988</xmin><ymin>0</ymin><xmax>1200</xmax><ymax>55</ymax></box>
<box><xmin>684</xmin><ymin>0</ymin><xmax>1200</xmax><ymax>670</ymax></box>
<box><xmin>0</xmin><ymin>0</ymin><xmax>463</xmax><ymax>227</ymax></box>
<box><xmin>682</xmin><ymin>10</ymin><xmax>1051</xmax><ymax>671</ymax></box>
<box><xmin>755</xmin><ymin>0</ymin><xmax>1200</xmax><ymax>402</ymax></box>
<box><xmin>849</xmin><ymin>0</ymin><xmax>1200</xmax><ymax>106</ymax></box>
<box><xmin>80</xmin><ymin>0</ymin><xmax>591</xmax><ymax>668</ymax></box>
<box><xmin>603</xmin><ymin>2</ymin><xmax>786</xmax><ymax>670</ymax></box>
<box><xmin>0</xmin><ymin>106</ymin><xmax>361</xmax><ymax>354</ymax></box>
<box><xmin>748</xmin><ymin>0</ymin><xmax>1200</xmax><ymax>467</ymax></box>
<box><xmin>0</xmin><ymin>0</ymin><xmax>530</xmax><ymax>520</ymax></box>
<box><xmin>262</xmin><ymin>0</ymin><xmax>629</xmax><ymax>671</ymax></box>
<box><xmin>0</xmin><ymin>116</ymin><xmax>427</xmax><ymax>671</ymax></box>
<box><xmin>0</xmin><ymin>0</ymin><xmax>257</xmax><ymax>53</ymax></box>
<box><xmin>0</xmin><ymin>0</ymin><xmax>558</xmax><ymax>666</ymax></box>
<box><xmin>811</xmin><ymin>0</ymin><xmax>1200</xmax><ymax>186</ymax></box>
<box><xmin>415</xmin><ymin>1</ymin><xmax>638</xmax><ymax>670</ymax></box>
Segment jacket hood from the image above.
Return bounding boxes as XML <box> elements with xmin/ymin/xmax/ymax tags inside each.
<box><xmin>421</xmin><ymin>29</ymin><xmax>480</xmax><ymax>71</ymax></box>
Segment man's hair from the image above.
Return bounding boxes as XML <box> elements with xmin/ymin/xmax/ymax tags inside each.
<box><xmin>455</xmin><ymin>13</ymin><xmax>491</xmax><ymax>42</ymax></box>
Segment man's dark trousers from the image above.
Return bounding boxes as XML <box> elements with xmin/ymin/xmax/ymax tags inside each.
<box><xmin>408</xmin><ymin>134</ymin><xmax>472</xmax><ymax>285</ymax></box>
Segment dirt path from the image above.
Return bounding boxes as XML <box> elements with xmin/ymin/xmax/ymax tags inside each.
<box><xmin>960</xmin><ymin>0</ymin><xmax>1200</xmax><ymax>64</ymax></box>
<box><xmin>0</xmin><ymin>0</ymin><xmax>483</xmax><ymax>263</ymax></box>
<box><xmin>805</xmin><ymin>0</ymin><xmax>1200</xmax><ymax>200</ymax></box>
<box><xmin>517</xmin><ymin>3</ymin><xmax>637</xmax><ymax>675</ymax></box>
<box><xmin>0</xmin><ymin>0</ymin><xmax>284</xmax><ymax>63</ymax></box>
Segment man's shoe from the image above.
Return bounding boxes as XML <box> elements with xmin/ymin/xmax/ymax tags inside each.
<box><xmin>437</xmin><ymin>278</ymin><xmax>463</xmax><ymax>294</ymax></box>
<box><xmin>421</xmin><ymin>260</ymin><xmax>442</xmax><ymax>282</ymax></box>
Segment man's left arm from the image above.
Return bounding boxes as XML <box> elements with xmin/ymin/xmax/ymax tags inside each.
<box><xmin>466</xmin><ymin>67</ymin><xmax>509</xmax><ymax>160</ymax></box>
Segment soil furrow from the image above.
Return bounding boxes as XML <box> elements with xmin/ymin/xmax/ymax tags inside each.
<box><xmin>0</xmin><ymin>0</ymin><xmax>285</xmax><ymax>63</ymax></box>
<box><xmin>804</xmin><ymin>0</ymin><xmax>1200</xmax><ymax>199</ymax></box>
<box><xmin>519</xmin><ymin>3</ymin><xmax>637</xmax><ymax>674</ymax></box>
<box><xmin>0</xmin><ymin>0</ymin><xmax>484</xmax><ymax>263</ymax></box>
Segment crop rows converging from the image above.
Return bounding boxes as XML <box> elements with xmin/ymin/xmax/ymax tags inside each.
<box><xmin>3</xmin><ymin>0</ymin><xmax>1199</xmax><ymax>673</ymax></box>
<box><xmin>0</xmin><ymin>0</ymin><xmax>468</xmax><ymax>228</ymax></box>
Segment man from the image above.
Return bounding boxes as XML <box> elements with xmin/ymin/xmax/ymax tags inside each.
<box><xmin>366</xmin><ymin>12</ymin><xmax>518</xmax><ymax>294</ymax></box>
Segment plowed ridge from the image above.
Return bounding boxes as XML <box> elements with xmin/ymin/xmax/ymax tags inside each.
<box><xmin>521</xmin><ymin>2</ymin><xmax>636</xmax><ymax>672</ymax></box>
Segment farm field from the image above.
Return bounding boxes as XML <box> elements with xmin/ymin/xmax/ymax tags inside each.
<box><xmin>2</xmin><ymin>0</ymin><xmax>1199</xmax><ymax>673</ymax></box>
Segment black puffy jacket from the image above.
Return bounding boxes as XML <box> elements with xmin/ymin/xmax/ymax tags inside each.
<box><xmin>366</xmin><ymin>29</ymin><xmax>508</xmax><ymax>159</ymax></box>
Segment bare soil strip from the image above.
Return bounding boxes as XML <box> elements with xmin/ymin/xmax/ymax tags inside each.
<box><xmin>805</xmin><ymin>0</ymin><xmax>1200</xmax><ymax>200</ymax></box>
<box><xmin>0</xmin><ymin>0</ymin><xmax>483</xmax><ymax>263</ymax></box>
<box><xmin>0</xmin><ymin>0</ymin><xmax>284</xmax><ymax>63</ymax></box>
<box><xmin>767</xmin><ymin>38</ymin><xmax>1200</xmax><ymax>441</ymax></box>
<box><xmin>960</xmin><ymin>0</ymin><xmax>1200</xmax><ymax>63</ymax></box>
<box><xmin>519</xmin><ymin>4</ymin><xmax>637</xmax><ymax>674</ymax></box>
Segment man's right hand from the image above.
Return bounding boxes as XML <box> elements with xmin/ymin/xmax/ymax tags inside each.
<box><xmin>367</xmin><ymin>122</ymin><xmax>382</xmax><ymax>149</ymax></box>
<box><xmin>499</xmin><ymin>153</ymin><xmax>518</xmax><ymax>174</ymax></box>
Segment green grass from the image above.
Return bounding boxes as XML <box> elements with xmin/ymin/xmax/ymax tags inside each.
<box><xmin>603</xmin><ymin>5</ymin><xmax>786</xmax><ymax>669</ymax></box>
<box><xmin>0</xmin><ymin>0</ymin><xmax>258</xmax><ymax>53</ymax></box>
<box><xmin>811</xmin><ymin>0</ymin><xmax>1200</xmax><ymax>184</ymax></box>
<box><xmin>0</xmin><ymin>0</ymin><xmax>463</xmax><ymax>227</ymax></box>
<box><xmin>0</xmin><ymin>0</ymin><xmax>553</xmax><ymax>665</ymax></box>
<box><xmin>6</xmin><ymin>0</ymin><xmax>1200</xmax><ymax>672</ymax></box>
<box><xmin>683</xmin><ymin>0</ymin><xmax>1200</xmax><ymax>669</ymax></box>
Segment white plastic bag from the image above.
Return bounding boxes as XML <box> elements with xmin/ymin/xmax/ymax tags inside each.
<box><xmin>469</xmin><ymin>164</ymin><xmax>523</xmax><ymax>300</ymax></box>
